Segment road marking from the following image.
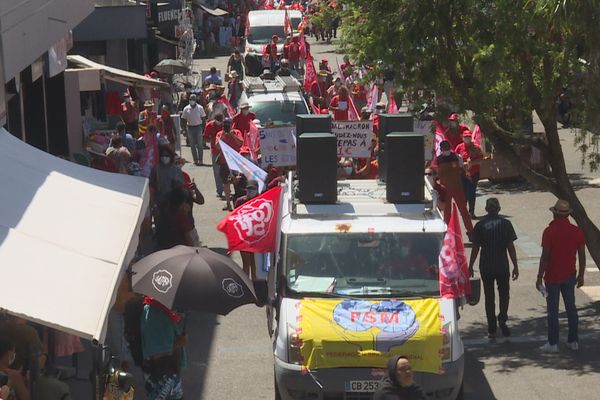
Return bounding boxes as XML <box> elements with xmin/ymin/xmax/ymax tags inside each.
<box><xmin>586</xmin><ymin>267</ymin><xmax>597</xmax><ymax>273</ymax></box>
<box><xmin>579</xmin><ymin>285</ymin><xmax>600</xmax><ymax>301</ymax></box>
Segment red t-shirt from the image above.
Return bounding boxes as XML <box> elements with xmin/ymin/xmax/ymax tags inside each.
<box><xmin>288</xmin><ymin>43</ymin><xmax>300</xmax><ymax>61</ymax></box>
<box><xmin>329</xmin><ymin>96</ymin><xmax>350</xmax><ymax>121</ymax></box>
<box><xmin>444</xmin><ymin>124</ymin><xmax>469</xmax><ymax>151</ymax></box>
<box><xmin>203</xmin><ymin>120</ymin><xmax>222</xmax><ymax>155</ymax></box>
<box><xmin>310</xmin><ymin>81</ymin><xmax>327</xmax><ymax>98</ymax></box>
<box><xmin>541</xmin><ymin>218</ymin><xmax>585</xmax><ymax>284</ymax></box>
<box><xmin>232</xmin><ymin>112</ymin><xmax>256</xmax><ymax>136</ymax></box>
<box><xmin>455</xmin><ymin>142</ymin><xmax>483</xmax><ymax>176</ymax></box>
<box><xmin>216</xmin><ymin>128</ymin><xmax>243</xmax><ymax>163</ymax></box>
<box><xmin>352</xmin><ymin>84</ymin><xmax>367</xmax><ymax>101</ymax></box>
<box><xmin>366</xmin><ymin>160</ymin><xmax>379</xmax><ymax>179</ymax></box>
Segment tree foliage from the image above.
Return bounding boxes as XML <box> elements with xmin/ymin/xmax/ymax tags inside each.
<box><xmin>340</xmin><ymin>0</ymin><xmax>600</xmax><ymax>266</ymax></box>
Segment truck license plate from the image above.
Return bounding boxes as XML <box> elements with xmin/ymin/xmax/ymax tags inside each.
<box><xmin>345</xmin><ymin>380</ymin><xmax>379</xmax><ymax>392</ymax></box>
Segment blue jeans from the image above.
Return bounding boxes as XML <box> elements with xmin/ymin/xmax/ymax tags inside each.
<box><xmin>187</xmin><ymin>125</ymin><xmax>203</xmax><ymax>164</ymax></box>
<box><xmin>546</xmin><ymin>273</ymin><xmax>578</xmax><ymax>345</ymax></box>
<box><xmin>212</xmin><ymin>153</ymin><xmax>224</xmax><ymax>195</ymax></box>
<box><xmin>462</xmin><ymin>172</ymin><xmax>480</xmax><ymax>214</ymax></box>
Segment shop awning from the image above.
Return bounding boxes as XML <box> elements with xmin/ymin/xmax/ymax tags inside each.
<box><xmin>0</xmin><ymin>129</ymin><xmax>149</xmax><ymax>342</ymax></box>
<box><xmin>67</xmin><ymin>54</ymin><xmax>171</xmax><ymax>90</ymax></box>
<box><xmin>197</xmin><ymin>3</ymin><xmax>229</xmax><ymax>16</ymax></box>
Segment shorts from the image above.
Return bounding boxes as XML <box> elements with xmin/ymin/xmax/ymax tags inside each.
<box><xmin>219</xmin><ymin>162</ymin><xmax>231</xmax><ymax>183</ymax></box>
<box><xmin>145</xmin><ymin>373</ymin><xmax>183</xmax><ymax>400</ymax></box>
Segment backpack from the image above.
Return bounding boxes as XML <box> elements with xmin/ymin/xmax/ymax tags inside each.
<box><xmin>123</xmin><ymin>297</ymin><xmax>145</xmax><ymax>369</ymax></box>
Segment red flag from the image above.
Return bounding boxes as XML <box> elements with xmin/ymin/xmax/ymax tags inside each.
<box><xmin>217</xmin><ymin>96</ymin><xmax>236</xmax><ymax>117</ymax></box>
<box><xmin>284</xmin><ymin>8</ymin><xmax>292</xmax><ymax>36</ymax></box>
<box><xmin>472</xmin><ymin>124</ymin><xmax>483</xmax><ymax>148</ymax></box>
<box><xmin>303</xmin><ymin>54</ymin><xmax>317</xmax><ymax>93</ymax></box>
<box><xmin>217</xmin><ymin>186</ymin><xmax>283</xmax><ymax>253</ymax></box>
<box><xmin>439</xmin><ymin>204</ymin><xmax>471</xmax><ymax>299</ymax></box>
<box><xmin>366</xmin><ymin>83</ymin><xmax>378</xmax><ymax>111</ymax></box>
<box><xmin>430</xmin><ymin>121</ymin><xmax>446</xmax><ymax>167</ymax></box>
<box><xmin>244</xmin><ymin>120</ymin><xmax>260</xmax><ymax>161</ymax></box>
<box><xmin>387</xmin><ymin>88</ymin><xmax>398</xmax><ymax>113</ymax></box>
<box><xmin>348</xmin><ymin>96</ymin><xmax>360</xmax><ymax>121</ymax></box>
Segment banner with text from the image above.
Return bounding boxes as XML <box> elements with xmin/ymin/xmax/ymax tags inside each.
<box><xmin>332</xmin><ymin>121</ymin><xmax>374</xmax><ymax>158</ymax></box>
<box><xmin>259</xmin><ymin>127</ymin><xmax>297</xmax><ymax>167</ymax></box>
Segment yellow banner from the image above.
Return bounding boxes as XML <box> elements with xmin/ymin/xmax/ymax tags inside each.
<box><xmin>298</xmin><ymin>298</ymin><xmax>443</xmax><ymax>374</ymax></box>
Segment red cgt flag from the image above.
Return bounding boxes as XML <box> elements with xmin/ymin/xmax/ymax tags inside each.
<box><xmin>303</xmin><ymin>54</ymin><xmax>317</xmax><ymax>93</ymax></box>
<box><xmin>439</xmin><ymin>204</ymin><xmax>471</xmax><ymax>299</ymax></box>
<box><xmin>217</xmin><ymin>186</ymin><xmax>283</xmax><ymax>253</ymax></box>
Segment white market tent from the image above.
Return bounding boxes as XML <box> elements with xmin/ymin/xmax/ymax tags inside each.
<box><xmin>0</xmin><ymin>129</ymin><xmax>149</xmax><ymax>343</ymax></box>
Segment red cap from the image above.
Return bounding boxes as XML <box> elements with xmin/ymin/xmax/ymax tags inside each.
<box><xmin>462</xmin><ymin>130</ymin><xmax>472</xmax><ymax>137</ymax></box>
<box><xmin>320</xmin><ymin>108</ymin><xmax>329</xmax><ymax>114</ymax></box>
<box><xmin>321</xmin><ymin>58</ymin><xmax>328</xmax><ymax>63</ymax></box>
<box><xmin>449</xmin><ymin>113</ymin><xmax>459</xmax><ymax>121</ymax></box>
<box><xmin>272</xmin><ymin>34</ymin><xmax>279</xmax><ymax>40</ymax></box>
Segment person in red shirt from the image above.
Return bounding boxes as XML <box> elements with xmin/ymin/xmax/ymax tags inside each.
<box><xmin>454</xmin><ymin>130</ymin><xmax>483</xmax><ymax>218</ymax></box>
<box><xmin>351</xmin><ymin>79</ymin><xmax>368</xmax><ymax>111</ymax></box>
<box><xmin>537</xmin><ymin>199</ymin><xmax>586</xmax><ymax>352</ymax></box>
<box><xmin>263</xmin><ymin>35</ymin><xmax>280</xmax><ymax>73</ymax></box>
<box><xmin>216</xmin><ymin>118</ymin><xmax>244</xmax><ymax>210</ymax></box>
<box><xmin>310</xmin><ymin>71</ymin><xmax>329</xmax><ymax>110</ymax></box>
<box><xmin>329</xmin><ymin>86</ymin><xmax>350</xmax><ymax>121</ymax></box>
<box><xmin>283</xmin><ymin>36</ymin><xmax>291</xmax><ymax>60</ymax></box>
<box><xmin>232</xmin><ymin>103</ymin><xmax>256</xmax><ymax>138</ymax></box>
<box><xmin>340</xmin><ymin>55</ymin><xmax>354</xmax><ymax>80</ymax></box>
<box><xmin>203</xmin><ymin>113</ymin><xmax>225</xmax><ymax>198</ymax></box>
<box><xmin>120</xmin><ymin>91</ymin><xmax>138</xmax><ymax>136</ymax></box>
<box><xmin>444</xmin><ymin>113</ymin><xmax>469</xmax><ymax>151</ymax></box>
<box><xmin>288</xmin><ymin>36</ymin><xmax>301</xmax><ymax>71</ymax></box>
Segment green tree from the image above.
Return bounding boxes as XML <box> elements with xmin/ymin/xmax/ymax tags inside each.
<box><xmin>340</xmin><ymin>0</ymin><xmax>600</xmax><ymax>267</ymax></box>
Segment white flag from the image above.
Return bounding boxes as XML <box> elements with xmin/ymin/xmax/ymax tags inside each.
<box><xmin>220</xmin><ymin>140</ymin><xmax>268</xmax><ymax>192</ymax></box>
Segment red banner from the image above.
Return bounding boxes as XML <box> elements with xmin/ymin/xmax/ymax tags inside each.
<box><xmin>472</xmin><ymin>124</ymin><xmax>483</xmax><ymax>148</ymax></box>
<box><xmin>387</xmin><ymin>88</ymin><xmax>398</xmax><ymax>113</ymax></box>
<box><xmin>217</xmin><ymin>96</ymin><xmax>236</xmax><ymax>117</ymax></box>
<box><xmin>244</xmin><ymin>120</ymin><xmax>261</xmax><ymax>161</ymax></box>
<box><xmin>217</xmin><ymin>186</ymin><xmax>283</xmax><ymax>253</ymax></box>
<box><xmin>439</xmin><ymin>204</ymin><xmax>471</xmax><ymax>299</ymax></box>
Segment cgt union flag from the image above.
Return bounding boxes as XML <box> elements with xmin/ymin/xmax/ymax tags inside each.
<box><xmin>439</xmin><ymin>204</ymin><xmax>471</xmax><ymax>299</ymax></box>
<box><xmin>217</xmin><ymin>186</ymin><xmax>283</xmax><ymax>253</ymax></box>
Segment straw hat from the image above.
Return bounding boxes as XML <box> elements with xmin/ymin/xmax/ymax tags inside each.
<box><xmin>144</xmin><ymin>100</ymin><xmax>154</xmax><ymax>107</ymax></box>
<box><xmin>549</xmin><ymin>199</ymin><xmax>572</xmax><ymax>215</ymax></box>
<box><xmin>230</xmin><ymin>70</ymin><xmax>239</xmax><ymax>79</ymax></box>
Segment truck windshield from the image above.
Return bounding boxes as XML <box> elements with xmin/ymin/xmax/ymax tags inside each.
<box><xmin>251</xmin><ymin>100</ymin><xmax>308</xmax><ymax>126</ymax></box>
<box><xmin>285</xmin><ymin>232</ymin><xmax>442</xmax><ymax>298</ymax></box>
<box><xmin>291</xmin><ymin>17</ymin><xmax>302</xmax><ymax>30</ymax></box>
<box><xmin>248</xmin><ymin>26</ymin><xmax>286</xmax><ymax>44</ymax></box>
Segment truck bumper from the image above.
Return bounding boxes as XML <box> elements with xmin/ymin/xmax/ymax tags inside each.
<box><xmin>275</xmin><ymin>355</ymin><xmax>464</xmax><ymax>400</ymax></box>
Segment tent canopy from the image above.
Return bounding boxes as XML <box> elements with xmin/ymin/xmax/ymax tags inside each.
<box><xmin>67</xmin><ymin>55</ymin><xmax>171</xmax><ymax>90</ymax></box>
<box><xmin>0</xmin><ymin>129</ymin><xmax>149</xmax><ymax>342</ymax></box>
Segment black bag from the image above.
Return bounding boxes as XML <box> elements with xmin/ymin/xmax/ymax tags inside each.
<box><xmin>123</xmin><ymin>297</ymin><xmax>145</xmax><ymax>369</ymax></box>
<box><xmin>467</xmin><ymin>277</ymin><xmax>481</xmax><ymax>306</ymax></box>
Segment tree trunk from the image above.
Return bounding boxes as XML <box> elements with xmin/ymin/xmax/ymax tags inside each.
<box><xmin>480</xmin><ymin>117</ymin><xmax>600</xmax><ymax>271</ymax></box>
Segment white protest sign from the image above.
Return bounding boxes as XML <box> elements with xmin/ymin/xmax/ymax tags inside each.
<box><xmin>415</xmin><ymin>120</ymin><xmax>434</xmax><ymax>161</ymax></box>
<box><xmin>258</xmin><ymin>127</ymin><xmax>297</xmax><ymax>167</ymax></box>
<box><xmin>331</xmin><ymin>120</ymin><xmax>374</xmax><ymax>158</ymax></box>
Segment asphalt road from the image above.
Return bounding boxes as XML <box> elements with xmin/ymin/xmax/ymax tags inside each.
<box><xmin>179</xmin><ymin>35</ymin><xmax>600</xmax><ymax>400</ymax></box>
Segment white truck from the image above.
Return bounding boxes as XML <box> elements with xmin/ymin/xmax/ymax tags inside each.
<box><xmin>266</xmin><ymin>177</ymin><xmax>467</xmax><ymax>400</ymax></box>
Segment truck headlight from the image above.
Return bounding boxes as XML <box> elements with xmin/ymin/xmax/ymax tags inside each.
<box><xmin>440</xmin><ymin>322</ymin><xmax>452</xmax><ymax>363</ymax></box>
<box><xmin>289</xmin><ymin>331</ymin><xmax>304</xmax><ymax>365</ymax></box>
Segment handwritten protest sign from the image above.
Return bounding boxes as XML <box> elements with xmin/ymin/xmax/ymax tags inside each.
<box><xmin>258</xmin><ymin>127</ymin><xmax>297</xmax><ymax>167</ymax></box>
<box><xmin>332</xmin><ymin>121</ymin><xmax>374</xmax><ymax>158</ymax></box>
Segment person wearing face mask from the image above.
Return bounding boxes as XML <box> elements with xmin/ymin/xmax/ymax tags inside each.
<box><xmin>337</xmin><ymin>158</ymin><xmax>356</xmax><ymax>180</ymax></box>
<box><xmin>0</xmin><ymin>337</ymin><xmax>30</xmax><ymax>400</ymax></box>
<box><xmin>181</xmin><ymin>94</ymin><xmax>207</xmax><ymax>166</ymax></box>
<box><xmin>329</xmin><ymin>85</ymin><xmax>351</xmax><ymax>121</ymax></box>
<box><xmin>157</xmin><ymin>105</ymin><xmax>176</xmax><ymax>151</ymax></box>
<box><xmin>150</xmin><ymin>146</ymin><xmax>184</xmax><ymax>213</ymax></box>
<box><xmin>454</xmin><ymin>130</ymin><xmax>483</xmax><ymax>218</ymax></box>
<box><xmin>327</xmin><ymin>77</ymin><xmax>342</xmax><ymax>98</ymax></box>
<box><xmin>444</xmin><ymin>112</ymin><xmax>469</xmax><ymax>151</ymax></box>
<box><xmin>310</xmin><ymin>71</ymin><xmax>330</xmax><ymax>110</ymax></box>
<box><xmin>216</xmin><ymin>118</ymin><xmax>244</xmax><ymax>211</ymax></box>
<box><xmin>434</xmin><ymin>140</ymin><xmax>474</xmax><ymax>238</ymax></box>
<box><xmin>232</xmin><ymin>103</ymin><xmax>256</xmax><ymax>138</ymax></box>
<box><xmin>373</xmin><ymin>355</ymin><xmax>428</xmax><ymax>400</ymax></box>
<box><xmin>120</xmin><ymin>91</ymin><xmax>139</xmax><ymax>137</ymax></box>
<box><xmin>235</xmin><ymin>180</ymin><xmax>260</xmax><ymax>280</ymax></box>
<box><xmin>204</xmin><ymin>113</ymin><xmax>226</xmax><ymax>198</ymax></box>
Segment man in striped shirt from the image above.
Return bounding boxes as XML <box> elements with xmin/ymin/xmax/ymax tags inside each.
<box><xmin>469</xmin><ymin>198</ymin><xmax>519</xmax><ymax>339</ymax></box>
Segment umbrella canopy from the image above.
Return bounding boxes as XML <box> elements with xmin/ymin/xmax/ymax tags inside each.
<box><xmin>153</xmin><ymin>59</ymin><xmax>190</xmax><ymax>75</ymax></box>
<box><xmin>132</xmin><ymin>246</ymin><xmax>257</xmax><ymax>315</ymax></box>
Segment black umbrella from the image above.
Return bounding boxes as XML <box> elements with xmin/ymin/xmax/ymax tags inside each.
<box><xmin>131</xmin><ymin>246</ymin><xmax>257</xmax><ymax>315</ymax></box>
<box><xmin>153</xmin><ymin>59</ymin><xmax>190</xmax><ymax>75</ymax></box>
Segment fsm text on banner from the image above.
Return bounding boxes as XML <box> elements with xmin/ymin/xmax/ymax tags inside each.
<box><xmin>331</xmin><ymin>121</ymin><xmax>374</xmax><ymax>158</ymax></box>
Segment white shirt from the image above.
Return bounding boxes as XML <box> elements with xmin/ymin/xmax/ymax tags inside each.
<box><xmin>181</xmin><ymin>104</ymin><xmax>207</xmax><ymax>126</ymax></box>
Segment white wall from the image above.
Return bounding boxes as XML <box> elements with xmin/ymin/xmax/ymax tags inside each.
<box><xmin>0</xmin><ymin>0</ymin><xmax>95</xmax><ymax>81</ymax></box>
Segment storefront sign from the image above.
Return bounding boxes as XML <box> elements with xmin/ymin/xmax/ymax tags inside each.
<box><xmin>332</xmin><ymin>121</ymin><xmax>374</xmax><ymax>158</ymax></box>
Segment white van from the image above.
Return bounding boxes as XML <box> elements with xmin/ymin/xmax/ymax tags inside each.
<box><xmin>267</xmin><ymin>177</ymin><xmax>467</xmax><ymax>400</ymax></box>
<box><xmin>245</xmin><ymin>10</ymin><xmax>286</xmax><ymax>75</ymax></box>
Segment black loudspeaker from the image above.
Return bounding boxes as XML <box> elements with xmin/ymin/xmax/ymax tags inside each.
<box><xmin>296</xmin><ymin>114</ymin><xmax>332</xmax><ymax>136</ymax></box>
<box><xmin>385</xmin><ymin>132</ymin><xmax>425</xmax><ymax>203</ymax></box>
<box><xmin>378</xmin><ymin>113</ymin><xmax>414</xmax><ymax>182</ymax></box>
<box><xmin>298</xmin><ymin>133</ymin><xmax>337</xmax><ymax>204</ymax></box>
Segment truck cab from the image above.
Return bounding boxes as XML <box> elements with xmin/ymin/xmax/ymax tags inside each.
<box><xmin>267</xmin><ymin>176</ymin><xmax>465</xmax><ymax>400</ymax></box>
